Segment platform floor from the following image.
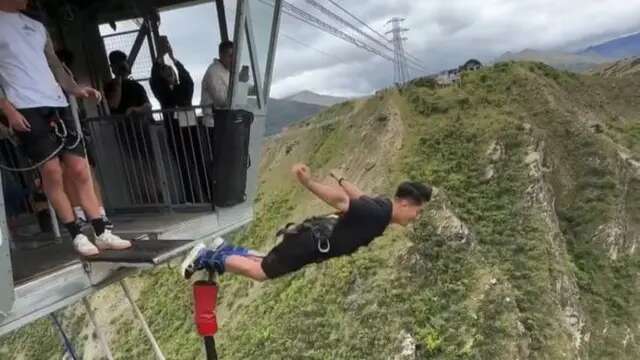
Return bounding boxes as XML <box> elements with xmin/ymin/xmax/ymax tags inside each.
<box><xmin>108</xmin><ymin>211</ymin><xmax>214</xmax><ymax>238</ymax></box>
<box><xmin>9</xmin><ymin>210</ymin><xmax>212</xmax><ymax>285</ymax></box>
<box><xmin>86</xmin><ymin>239</ymin><xmax>193</xmax><ymax>264</ymax></box>
<box><xmin>11</xmin><ymin>240</ymin><xmax>77</xmax><ymax>286</ymax></box>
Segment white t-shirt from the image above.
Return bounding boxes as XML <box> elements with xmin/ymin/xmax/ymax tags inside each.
<box><xmin>0</xmin><ymin>11</ymin><xmax>68</xmax><ymax>109</ymax></box>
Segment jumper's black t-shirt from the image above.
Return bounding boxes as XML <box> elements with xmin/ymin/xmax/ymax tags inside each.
<box><xmin>328</xmin><ymin>195</ymin><xmax>393</xmax><ymax>257</ymax></box>
<box><xmin>260</xmin><ymin>195</ymin><xmax>393</xmax><ymax>279</ymax></box>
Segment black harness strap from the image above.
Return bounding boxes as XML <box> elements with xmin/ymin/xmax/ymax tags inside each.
<box><xmin>276</xmin><ymin>214</ymin><xmax>339</xmax><ymax>254</ymax></box>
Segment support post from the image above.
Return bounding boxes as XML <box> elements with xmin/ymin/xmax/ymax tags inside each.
<box><xmin>244</xmin><ymin>5</ymin><xmax>264</xmax><ymax>109</ymax></box>
<box><xmin>215</xmin><ymin>0</ymin><xmax>229</xmax><ymax>42</ymax></box>
<box><xmin>83</xmin><ymin>298</ymin><xmax>114</xmax><ymax>360</ymax></box>
<box><xmin>120</xmin><ymin>280</ymin><xmax>166</xmax><ymax>360</ymax></box>
<box><xmin>127</xmin><ymin>23</ymin><xmax>149</xmax><ymax>67</ymax></box>
<box><xmin>51</xmin><ymin>313</ymin><xmax>79</xmax><ymax>360</ymax></box>
<box><xmin>263</xmin><ymin>0</ymin><xmax>283</xmax><ymax>102</ymax></box>
<box><xmin>227</xmin><ymin>0</ymin><xmax>247</xmax><ymax>109</ymax></box>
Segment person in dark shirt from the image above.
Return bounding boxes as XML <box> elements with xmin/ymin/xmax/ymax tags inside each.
<box><xmin>150</xmin><ymin>37</ymin><xmax>193</xmax><ymax>109</ymax></box>
<box><xmin>104</xmin><ymin>50</ymin><xmax>151</xmax><ymax>116</ymax></box>
<box><xmin>181</xmin><ymin>163</ymin><xmax>432</xmax><ymax>281</ymax></box>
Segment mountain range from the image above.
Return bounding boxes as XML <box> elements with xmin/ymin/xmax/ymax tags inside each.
<box><xmin>497</xmin><ymin>32</ymin><xmax>640</xmax><ymax>72</ymax></box>
<box><xmin>283</xmin><ymin>90</ymin><xmax>348</xmax><ymax>107</ymax></box>
<box><xmin>265</xmin><ymin>97</ymin><xmax>326</xmax><ymax>136</ymax></box>
<box><xmin>265</xmin><ymin>91</ymin><xmax>349</xmax><ymax>136</ymax></box>
<box><xmin>579</xmin><ymin>32</ymin><xmax>640</xmax><ymax>59</ymax></box>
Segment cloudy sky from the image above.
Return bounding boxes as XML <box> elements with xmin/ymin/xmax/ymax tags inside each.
<box><xmin>128</xmin><ymin>0</ymin><xmax>640</xmax><ymax>100</ymax></box>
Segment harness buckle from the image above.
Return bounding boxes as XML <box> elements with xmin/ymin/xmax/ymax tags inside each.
<box><xmin>317</xmin><ymin>238</ymin><xmax>330</xmax><ymax>253</ymax></box>
<box><xmin>313</xmin><ymin>228</ymin><xmax>331</xmax><ymax>254</ymax></box>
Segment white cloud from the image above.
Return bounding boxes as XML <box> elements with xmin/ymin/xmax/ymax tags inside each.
<box><xmin>158</xmin><ymin>0</ymin><xmax>640</xmax><ymax>99</ymax></box>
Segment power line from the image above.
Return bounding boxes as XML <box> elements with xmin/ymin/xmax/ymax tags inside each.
<box><xmin>281</xmin><ymin>1</ymin><xmax>395</xmax><ymax>63</ymax></box>
<box><xmin>280</xmin><ymin>32</ymin><xmax>347</xmax><ymax>62</ymax></box>
<box><xmin>258</xmin><ymin>0</ymin><xmax>424</xmax><ymax>76</ymax></box>
<box><xmin>282</xmin><ymin>0</ymin><xmax>424</xmax><ymax>73</ymax></box>
<box><xmin>304</xmin><ymin>0</ymin><xmax>420</xmax><ymax>70</ymax></box>
<box><xmin>325</xmin><ymin>0</ymin><xmax>425</xmax><ymax>67</ymax></box>
<box><xmin>304</xmin><ymin>0</ymin><xmax>426</xmax><ymax>72</ymax></box>
<box><xmin>326</xmin><ymin>0</ymin><xmax>387</xmax><ymax>43</ymax></box>
<box><xmin>263</xmin><ymin>0</ymin><xmax>392</xmax><ymax>62</ymax></box>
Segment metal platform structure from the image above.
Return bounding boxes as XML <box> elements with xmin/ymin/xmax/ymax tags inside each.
<box><xmin>0</xmin><ymin>1</ymin><xmax>284</xmax><ymax>356</ymax></box>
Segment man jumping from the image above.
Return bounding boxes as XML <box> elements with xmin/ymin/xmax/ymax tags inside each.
<box><xmin>181</xmin><ymin>164</ymin><xmax>431</xmax><ymax>281</ymax></box>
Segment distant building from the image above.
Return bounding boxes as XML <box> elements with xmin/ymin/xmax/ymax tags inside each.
<box><xmin>436</xmin><ymin>69</ymin><xmax>461</xmax><ymax>86</ymax></box>
<box><xmin>435</xmin><ymin>59</ymin><xmax>483</xmax><ymax>86</ymax></box>
<box><xmin>461</xmin><ymin>59</ymin><xmax>483</xmax><ymax>71</ymax></box>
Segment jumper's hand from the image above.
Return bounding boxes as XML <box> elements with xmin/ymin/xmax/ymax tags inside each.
<box><xmin>292</xmin><ymin>163</ymin><xmax>311</xmax><ymax>185</ymax></box>
<box><xmin>7</xmin><ymin>110</ymin><xmax>30</xmax><ymax>132</ymax></box>
<box><xmin>74</xmin><ymin>86</ymin><xmax>103</xmax><ymax>102</ymax></box>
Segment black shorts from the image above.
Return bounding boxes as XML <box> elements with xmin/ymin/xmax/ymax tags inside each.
<box><xmin>15</xmin><ymin>107</ymin><xmax>86</xmax><ymax>164</ymax></box>
<box><xmin>261</xmin><ymin>230</ymin><xmax>330</xmax><ymax>279</ymax></box>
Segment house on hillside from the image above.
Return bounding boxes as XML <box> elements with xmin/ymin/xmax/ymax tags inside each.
<box><xmin>436</xmin><ymin>59</ymin><xmax>484</xmax><ymax>86</ymax></box>
<box><xmin>436</xmin><ymin>69</ymin><xmax>461</xmax><ymax>86</ymax></box>
<box><xmin>461</xmin><ymin>59</ymin><xmax>483</xmax><ymax>71</ymax></box>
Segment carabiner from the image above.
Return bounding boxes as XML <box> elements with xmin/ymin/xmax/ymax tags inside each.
<box><xmin>317</xmin><ymin>238</ymin><xmax>330</xmax><ymax>254</ymax></box>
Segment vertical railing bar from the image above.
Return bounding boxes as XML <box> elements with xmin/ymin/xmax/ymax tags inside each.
<box><xmin>203</xmin><ymin>109</ymin><xmax>216</xmax><ymax>203</ymax></box>
<box><xmin>129</xmin><ymin>116</ymin><xmax>153</xmax><ymax>204</ymax></box>
<box><xmin>158</xmin><ymin>115</ymin><xmax>182</xmax><ymax>206</ymax></box>
<box><xmin>184</xmin><ymin>112</ymin><xmax>204</xmax><ymax>203</ymax></box>
<box><xmin>176</xmin><ymin>117</ymin><xmax>196</xmax><ymax>203</ymax></box>
<box><xmin>195</xmin><ymin>121</ymin><xmax>212</xmax><ymax>202</ymax></box>
<box><xmin>118</xmin><ymin>118</ymin><xmax>144</xmax><ymax>205</ymax></box>
<box><xmin>166</xmin><ymin>113</ymin><xmax>188</xmax><ymax>203</ymax></box>
<box><xmin>136</xmin><ymin>114</ymin><xmax>160</xmax><ymax>205</ymax></box>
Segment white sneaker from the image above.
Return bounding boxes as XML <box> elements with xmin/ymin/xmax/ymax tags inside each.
<box><xmin>73</xmin><ymin>234</ymin><xmax>100</xmax><ymax>256</ymax></box>
<box><xmin>95</xmin><ymin>230</ymin><xmax>132</xmax><ymax>250</ymax></box>
<box><xmin>180</xmin><ymin>237</ymin><xmax>225</xmax><ymax>279</ymax></box>
<box><xmin>210</xmin><ymin>236</ymin><xmax>225</xmax><ymax>249</ymax></box>
<box><xmin>181</xmin><ymin>242</ymin><xmax>206</xmax><ymax>279</ymax></box>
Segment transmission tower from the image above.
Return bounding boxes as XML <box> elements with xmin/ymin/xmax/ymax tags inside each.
<box><xmin>386</xmin><ymin>17</ymin><xmax>410</xmax><ymax>84</ymax></box>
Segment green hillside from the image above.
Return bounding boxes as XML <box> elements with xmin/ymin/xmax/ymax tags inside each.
<box><xmin>2</xmin><ymin>60</ymin><xmax>640</xmax><ymax>359</ymax></box>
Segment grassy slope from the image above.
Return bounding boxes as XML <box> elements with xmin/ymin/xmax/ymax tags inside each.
<box><xmin>2</xmin><ymin>61</ymin><xmax>639</xmax><ymax>359</ymax></box>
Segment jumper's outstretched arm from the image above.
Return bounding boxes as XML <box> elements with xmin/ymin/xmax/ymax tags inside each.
<box><xmin>292</xmin><ymin>164</ymin><xmax>350</xmax><ymax>212</ymax></box>
<box><xmin>339</xmin><ymin>179</ymin><xmax>365</xmax><ymax>200</ymax></box>
<box><xmin>329</xmin><ymin>169</ymin><xmax>365</xmax><ymax>200</ymax></box>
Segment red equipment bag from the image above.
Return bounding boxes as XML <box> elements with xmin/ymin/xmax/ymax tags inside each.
<box><xmin>193</xmin><ymin>280</ymin><xmax>219</xmax><ymax>336</ymax></box>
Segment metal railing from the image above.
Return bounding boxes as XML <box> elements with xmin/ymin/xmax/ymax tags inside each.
<box><xmin>86</xmin><ymin>105</ymin><xmax>216</xmax><ymax>212</ymax></box>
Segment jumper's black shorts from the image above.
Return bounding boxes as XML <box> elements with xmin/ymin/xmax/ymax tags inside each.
<box><xmin>261</xmin><ymin>230</ymin><xmax>329</xmax><ymax>279</ymax></box>
<box><xmin>15</xmin><ymin>107</ymin><xmax>86</xmax><ymax>163</ymax></box>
